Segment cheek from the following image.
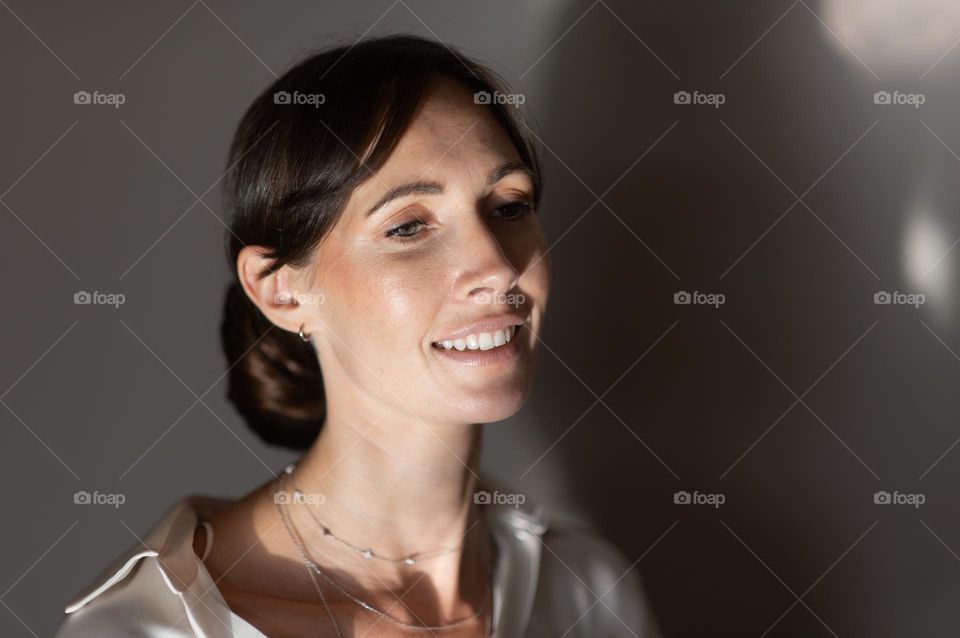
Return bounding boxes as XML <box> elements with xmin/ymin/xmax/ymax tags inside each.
<box><xmin>336</xmin><ymin>254</ymin><xmax>445</xmax><ymax>360</ymax></box>
<box><xmin>379</xmin><ymin>273</ymin><xmax>432</xmax><ymax>333</ymax></box>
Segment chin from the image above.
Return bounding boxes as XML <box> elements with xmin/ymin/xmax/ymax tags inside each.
<box><xmin>445</xmin><ymin>385</ymin><xmax>532</xmax><ymax>424</ymax></box>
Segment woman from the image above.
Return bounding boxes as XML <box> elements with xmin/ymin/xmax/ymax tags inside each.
<box><xmin>55</xmin><ymin>35</ymin><xmax>661</xmax><ymax>637</ymax></box>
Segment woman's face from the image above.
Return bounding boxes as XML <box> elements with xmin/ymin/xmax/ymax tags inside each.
<box><xmin>305</xmin><ymin>77</ymin><xmax>550</xmax><ymax>426</ymax></box>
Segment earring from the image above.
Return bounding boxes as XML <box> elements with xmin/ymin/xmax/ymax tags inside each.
<box><xmin>298</xmin><ymin>324</ymin><xmax>311</xmax><ymax>342</ymax></box>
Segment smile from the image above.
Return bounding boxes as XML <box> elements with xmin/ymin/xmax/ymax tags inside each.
<box><xmin>432</xmin><ymin>325</ymin><xmax>517</xmax><ymax>351</ymax></box>
<box><xmin>430</xmin><ymin>325</ymin><xmax>525</xmax><ymax>366</ymax></box>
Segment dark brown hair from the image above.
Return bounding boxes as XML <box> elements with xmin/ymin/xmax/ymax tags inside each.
<box><xmin>221</xmin><ymin>34</ymin><xmax>543</xmax><ymax>449</ymax></box>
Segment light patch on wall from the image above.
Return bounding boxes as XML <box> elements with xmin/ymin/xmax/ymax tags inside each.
<box><xmin>819</xmin><ymin>0</ymin><xmax>960</xmax><ymax>76</ymax></box>
<box><xmin>903</xmin><ymin>207</ymin><xmax>954</xmax><ymax>323</ymax></box>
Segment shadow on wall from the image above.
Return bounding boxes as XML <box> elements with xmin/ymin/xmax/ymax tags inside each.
<box><xmin>523</xmin><ymin>0</ymin><xmax>960</xmax><ymax>635</ymax></box>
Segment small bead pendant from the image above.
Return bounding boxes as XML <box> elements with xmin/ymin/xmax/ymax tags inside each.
<box><xmin>403</xmin><ymin>557</ymin><xmax>416</xmax><ymax>566</ymax></box>
<box><xmin>361</xmin><ymin>549</ymin><xmax>373</xmax><ymax>559</ymax></box>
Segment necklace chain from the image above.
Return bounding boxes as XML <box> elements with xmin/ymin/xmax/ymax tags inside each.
<box><xmin>282</xmin><ymin>463</ymin><xmax>464</xmax><ymax>566</ymax></box>
<box><xmin>274</xmin><ymin>471</ymin><xmax>495</xmax><ymax>635</ymax></box>
<box><xmin>276</xmin><ymin>490</ymin><xmax>345</xmax><ymax>638</ymax></box>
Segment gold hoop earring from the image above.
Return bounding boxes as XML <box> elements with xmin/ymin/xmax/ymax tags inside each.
<box><xmin>298</xmin><ymin>324</ymin><xmax>311</xmax><ymax>342</ymax></box>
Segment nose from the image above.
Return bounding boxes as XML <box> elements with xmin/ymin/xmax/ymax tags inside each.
<box><xmin>452</xmin><ymin>218</ymin><xmax>520</xmax><ymax>305</ymax></box>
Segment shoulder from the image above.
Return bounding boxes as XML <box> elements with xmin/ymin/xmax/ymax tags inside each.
<box><xmin>54</xmin><ymin>552</ymin><xmax>195</xmax><ymax>637</ymax></box>
<box><xmin>55</xmin><ymin>495</ymin><xmax>237</xmax><ymax>638</ymax></box>
<box><xmin>535</xmin><ymin>515</ymin><xmax>663</xmax><ymax>637</ymax></box>
<box><xmin>478</xmin><ymin>473</ymin><xmax>662</xmax><ymax>637</ymax></box>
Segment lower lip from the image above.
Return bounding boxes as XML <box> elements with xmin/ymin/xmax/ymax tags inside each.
<box><xmin>431</xmin><ymin>325</ymin><xmax>524</xmax><ymax>366</ymax></box>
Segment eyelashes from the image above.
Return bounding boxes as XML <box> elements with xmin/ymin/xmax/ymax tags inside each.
<box><xmin>384</xmin><ymin>217</ymin><xmax>428</xmax><ymax>242</ymax></box>
<box><xmin>384</xmin><ymin>201</ymin><xmax>535</xmax><ymax>244</ymax></box>
<box><xmin>491</xmin><ymin>200</ymin><xmax>534</xmax><ymax>220</ymax></box>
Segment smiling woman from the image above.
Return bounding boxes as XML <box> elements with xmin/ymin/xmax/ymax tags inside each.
<box><xmin>55</xmin><ymin>35</ymin><xmax>662</xmax><ymax>637</ymax></box>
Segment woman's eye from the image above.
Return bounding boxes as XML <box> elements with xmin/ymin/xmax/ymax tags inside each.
<box><xmin>491</xmin><ymin>200</ymin><xmax>534</xmax><ymax>220</ymax></box>
<box><xmin>384</xmin><ymin>202</ymin><xmax>533</xmax><ymax>244</ymax></box>
<box><xmin>385</xmin><ymin>219</ymin><xmax>426</xmax><ymax>242</ymax></box>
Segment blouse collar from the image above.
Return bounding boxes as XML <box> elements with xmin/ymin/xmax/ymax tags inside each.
<box><xmin>64</xmin><ymin>472</ymin><xmax>548</xmax><ymax>637</ymax></box>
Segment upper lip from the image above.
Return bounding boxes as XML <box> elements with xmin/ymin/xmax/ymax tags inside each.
<box><xmin>432</xmin><ymin>313</ymin><xmax>527</xmax><ymax>343</ymax></box>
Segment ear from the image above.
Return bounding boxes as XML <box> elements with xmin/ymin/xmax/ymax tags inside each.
<box><xmin>236</xmin><ymin>245</ymin><xmax>313</xmax><ymax>336</ymax></box>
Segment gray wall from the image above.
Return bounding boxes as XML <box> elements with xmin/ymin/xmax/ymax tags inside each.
<box><xmin>2</xmin><ymin>1</ymin><xmax>959</xmax><ymax>636</ymax></box>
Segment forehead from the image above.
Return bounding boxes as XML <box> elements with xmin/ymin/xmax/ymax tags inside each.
<box><xmin>367</xmin><ymin>77</ymin><xmax>523</xmax><ymax>188</ymax></box>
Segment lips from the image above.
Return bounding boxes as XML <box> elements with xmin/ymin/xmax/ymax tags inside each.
<box><xmin>433</xmin><ymin>314</ymin><xmax>526</xmax><ymax>349</ymax></box>
<box><xmin>431</xmin><ymin>324</ymin><xmax>524</xmax><ymax>366</ymax></box>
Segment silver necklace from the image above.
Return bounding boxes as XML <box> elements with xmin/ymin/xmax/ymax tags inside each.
<box><xmin>283</xmin><ymin>463</ymin><xmax>464</xmax><ymax>566</ymax></box>
<box><xmin>277</xmin><ymin>492</ymin><xmax>345</xmax><ymax>638</ymax></box>
<box><xmin>275</xmin><ymin>472</ymin><xmax>495</xmax><ymax>634</ymax></box>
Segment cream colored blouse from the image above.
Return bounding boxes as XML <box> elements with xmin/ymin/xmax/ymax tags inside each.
<box><xmin>55</xmin><ymin>475</ymin><xmax>661</xmax><ymax>637</ymax></box>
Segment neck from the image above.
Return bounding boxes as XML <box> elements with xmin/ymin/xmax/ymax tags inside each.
<box><xmin>292</xmin><ymin>411</ymin><xmax>485</xmax><ymax>558</ymax></box>
<box><xmin>272</xmin><ymin>391</ymin><xmax>493</xmax><ymax>620</ymax></box>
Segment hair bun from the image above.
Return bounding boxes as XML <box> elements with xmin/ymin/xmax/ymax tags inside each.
<box><xmin>220</xmin><ymin>282</ymin><xmax>324</xmax><ymax>449</ymax></box>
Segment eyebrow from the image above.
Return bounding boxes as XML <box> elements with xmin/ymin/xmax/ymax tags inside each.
<box><xmin>365</xmin><ymin>161</ymin><xmax>535</xmax><ymax>217</ymax></box>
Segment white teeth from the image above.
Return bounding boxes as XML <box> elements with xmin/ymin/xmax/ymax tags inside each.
<box><xmin>479</xmin><ymin>332</ymin><xmax>495</xmax><ymax>351</ymax></box>
<box><xmin>435</xmin><ymin>325</ymin><xmax>520</xmax><ymax>352</ymax></box>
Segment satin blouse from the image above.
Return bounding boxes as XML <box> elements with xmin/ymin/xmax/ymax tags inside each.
<box><xmin>54</xmin><ymin>475</ymin><xmax>662</xmax><ymax>637</ymax></box>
